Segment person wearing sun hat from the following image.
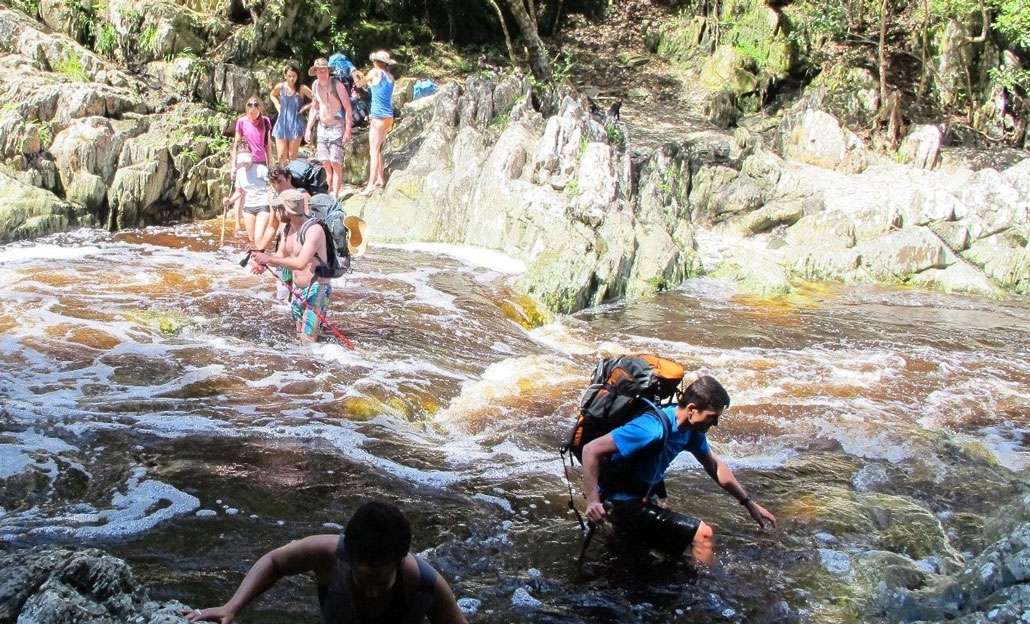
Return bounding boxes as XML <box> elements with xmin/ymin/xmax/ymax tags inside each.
<box><xmin>353</xmin><ymin>50</ymin><xmax>396</xmax><ymax>196</ymax></box>
<box><xmin>304</xmin><ymin>57</ymin><xmax>353</xmax><ymax>199</ymax></box>
<box><xmin>251</xmin><ymin>189</ymin><xmax>333</xmax><ymax>342</ymax></box>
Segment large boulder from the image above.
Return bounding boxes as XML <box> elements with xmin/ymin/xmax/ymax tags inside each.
<box><xmin>857</xmin><ymin>228</ymin><xmax>952</xmax><ymax>281</ymax></box>
<box><xmin>898</xmin><ymin>125</ymin><xmax>942</xmax><ymax>170</ymax></box>
<box><xmin>779</xmin><ymin>105</ymin><xmax>869</xmax><ymax>173</ymax></box>
<box><xmin>0</xmin><ymin>171</ymin><xmax>94</xmax><ymax>244</ymax></box>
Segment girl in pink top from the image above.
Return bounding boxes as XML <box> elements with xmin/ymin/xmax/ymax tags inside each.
<box><xmin>231</xmin><ymin>95</ymin><xmax>274</xmax><ymax>168</ymax></box>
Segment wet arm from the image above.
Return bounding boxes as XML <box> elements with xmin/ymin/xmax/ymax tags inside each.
<box><xmin>696</xmin><ymin>451</ymin><xmax>777</xmax><ymax>528</ymax></box>
<box><xmin>427</xmin><ymin>575</ymin><xmax>468</xmax><ymax>624</ymax></box>
<box><xmin>581</xmin><ymin>433</ymin><xmax>618</xmax><ymax>522</ymax></box>
<box><xmin>192</xmin><ymin>535</ymin><xmax>336</xmax><ymax>622</ymax></box>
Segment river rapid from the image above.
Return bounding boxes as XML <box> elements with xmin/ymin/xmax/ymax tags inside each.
<box><xmin>1</xmin><ymin>222</ymin><xmax>1028</xmax><ymax>623</ymax></box>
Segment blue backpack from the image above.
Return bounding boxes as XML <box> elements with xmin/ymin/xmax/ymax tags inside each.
<box><xmin>412</xmin><ymin>79</ymin><xmax>437</xmax><ymax>100</ymax></box>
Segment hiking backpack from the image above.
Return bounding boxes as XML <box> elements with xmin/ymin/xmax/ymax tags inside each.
<box><xmin>328</xmin><ymin>52</ymin><xmax>356</xmax><ymax>93</ymax></box>
<box><xmin>561</xmin><ymin>354</ymin><xmax>686</xmax><ymax>463</ymax></box>
<box><xmin>301</xmin><ymin>193</ymin><xmax>352</xmax><ymax>278</ymax></box>
<box><xmin>287</xmin><ymin>159</ymin><xmax>329</xmax><ymax>195</ymax></box>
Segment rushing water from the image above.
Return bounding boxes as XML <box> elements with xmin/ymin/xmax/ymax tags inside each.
<box><xmin>1</xmin><ymin>223</ymin><xmax>1029</xmax><ymax>623</ymax></box>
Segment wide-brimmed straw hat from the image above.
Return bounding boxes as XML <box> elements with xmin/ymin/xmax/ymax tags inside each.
<box><xmin>369</xmin><ymin>50</ymin><xmax>395</xmax><ymax>65</ymax></box>
<box><xmin>344</xmin><ymin>216</ymin><xmax>368</xmax><ymax>255</ymax></box>
<box><xmin>308</xmin><ymin>57</ymin><xmax>330</xmax><ymax>76</ymax></box>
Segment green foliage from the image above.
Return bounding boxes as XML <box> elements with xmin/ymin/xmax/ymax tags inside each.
<box><xmin>606</xmin><ymin>123</ymin><xmax>625</xmax><ymax>145</ymax></box>
<box><xmin>990</xmin><ymin>66</ymin><xmax>1030</xmax><ymax>93</ymax></box>
<box><xmin>55</xmin><ymin>49</ymin><xmax>89</xmax><ymax>82</ymax></box>
<box><xmin>994</xmin><ymin>0</ymin><xmax>1030</xmax><ymax>50</ymax></box>
<box><xmin>14</xmin><ymin>0</ymin><xmax>41</xmax><ymax>17</ymax></box>
<box><xmin>647</xmin><ymin>276</ymin><xmax>670</xmax><ymax>291</ymax></box>
<box><xmin>28</xmin><ymin>120</ymin><xmax>54</xmax><ymax>146</ymax></box>
<box><xmin>495</xmin><ymin>111</ymin><xmax>510</xmax><ymax>130</ymax></box>
<box><xmin>208</xmin><ymin>133</ymin><xmax>232</xmax><ymax>154</ymax></box>
<box><xmin>551</xmin><ymin>50</ymin><xmax>580</xmax><ymax>84</ymax></box>
<box><xmin>579</xmin><ymin>136</ymin><xmax>589</xmax><ymax>159</ymax></box>
<box><xmin>566</xmin><ymin>180</ymin><xmax>580</xmax><ymax>196</ymax></box>
<box><xmin>93</xmin><ymin>21</ymin><xmax>117</xmax><ymax>58</ymax></box>
<box><xmin>140</xmin><ymin>23</ymin><xmax>159</xmax><ymax>54</ymax></box>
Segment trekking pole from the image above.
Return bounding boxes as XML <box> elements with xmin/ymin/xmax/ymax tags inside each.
<box><xmin>577</xmin><ymin>522</ymin><xmax>596</xmax><ymax>566</ymax></box>
<box><xmin>219</xmin><ymin>203</ymin><xmax>227</xmax><ymax>246</ymax></box>
<box><xmin>241</xmin><ymin>251</ymin><xmax>357</xmax><ymax>350</ymax></box>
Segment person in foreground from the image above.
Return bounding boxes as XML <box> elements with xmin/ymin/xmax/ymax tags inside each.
<box><xmin>185</xmin><ymin>501</ymin><xmax>468</xmax><ymax>624</ymax></box>
<box><xmin>582</xmin><ymin>375</ymin><xmax>777</xmax><ymax>565</ymax></box>
<box><xmin>250</xmin><ymin>189</ymin><xmax>331</xmax><ymax>342</ymax></box>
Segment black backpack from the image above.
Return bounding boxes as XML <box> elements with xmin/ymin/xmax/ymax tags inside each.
<box><xmin>287</xmin><ymin>159</ymin><xmax>329</xmax><ymax>196</ymax></box>
<box><xmin>562</xmin><ymin>354</ymin><xmax>686</xmax><ymax>463</ymax></box>
<box><xmin>301</xmin><ymin>193</ymin><xmax>352</xmax><ymax>278</ymax></box>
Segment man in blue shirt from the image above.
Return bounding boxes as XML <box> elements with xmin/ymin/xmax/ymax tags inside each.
<box><xmin>582</xmin><ymin>376</ymin><xmax>777</xmax><ymax>565</ymax></box>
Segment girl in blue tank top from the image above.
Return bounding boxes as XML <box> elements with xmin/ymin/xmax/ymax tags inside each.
<box><xmin>270</xmin><ymin>64</ymin><xmax>313</xmax><ymax>162</ymax></box>
<box><xmin>355</xmin><ymin>50</ymin><xmax>396</xmax><ymax>196</ymax></box>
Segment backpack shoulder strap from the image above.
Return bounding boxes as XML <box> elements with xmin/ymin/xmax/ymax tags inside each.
<box><xmin>639</xmin><ymin>397</ymin><xmax>673</xmax><ymax>450</ymax></box>
<box><xmin>328</xmin><ymin>77</ymin><xmax>345</xmax><ymax>107</ymax></box>
<box><xmin>297</xmin><ymin>217</ymin><xmax>320</xmax><ymax>244</ymax></box>
<box><xmin>401</xmin><ymin>556</ymin><xmax>437</xmax><ymax>624</ymax></box>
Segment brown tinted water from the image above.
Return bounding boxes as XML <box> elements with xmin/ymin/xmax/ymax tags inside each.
<box><xmin>1</xmin><ymin>224</ymin><xmax>1028</xmax><ymax>623</ymax></box>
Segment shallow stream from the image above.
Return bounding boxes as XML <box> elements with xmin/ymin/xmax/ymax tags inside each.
<box><xmin>1</xmin><ymin>223</ymin><xmax>1028</xmax><ymax>623</ymax></box>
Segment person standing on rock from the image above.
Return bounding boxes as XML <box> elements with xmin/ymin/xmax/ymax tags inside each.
<box><xmin>305</xmin><ymin>57</ymin><xmax>353</xmax><ymax>199</ymax></box>
<box><xmin>270</xmin><ymin>64</ymin><xmax>312</xmax><ymax>163</ymax></box>
<box><xmin>249</xmin><ymin>189</ymin><xmax>332</xmax><ymax>342</ymax></box>
<box><xmin>581</xmin><ymin>375</ymin><xmax>777</xmax><ymax>565</ymax></box>
<box><xmin>353</xmin><ymin>50</ymin><xmax>396</xmax><ymax>196</ymax></box>
<box><xmin>231</xmin><ymin>95</ymin><xmax>274</xmax><ymax>168</ymax></box>
<box><xmin>184</xmin><ymin>501</ymin><xmax>468</xmax><ymax>624</ymax></box>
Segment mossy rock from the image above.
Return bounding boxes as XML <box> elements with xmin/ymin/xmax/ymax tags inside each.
<box><xmin>0</xmin><ymin>172</ymin><xmax>84</xmax><ymax>244</ymax></box>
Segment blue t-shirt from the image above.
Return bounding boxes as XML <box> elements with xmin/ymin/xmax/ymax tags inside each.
<box><xmin>605</xmin><ymin>404</ymin><xmax>710</xmax><ymax>502</ymax></box>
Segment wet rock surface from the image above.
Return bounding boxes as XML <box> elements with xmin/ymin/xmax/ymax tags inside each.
<box><xmin>0</xmin><ymin>547</ymin><xmax>188</xmax><ymax>624</ymax></box>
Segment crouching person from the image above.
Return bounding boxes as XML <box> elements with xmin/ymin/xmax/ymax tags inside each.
<box><xmin>185</xmin><ymin>501</ymin><xmax>468</xmax><ymax>623</ymax></box>
<box><xmin>582</xmin><ymin>375</ymin><xmax>777</xmax><ymax>565</ymax></box>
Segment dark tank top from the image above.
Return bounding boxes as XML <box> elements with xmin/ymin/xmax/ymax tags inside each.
<box><xmin>318</xmin><ymin>535</ymin><xmax>437</xmax><ymax>624</ymax></box>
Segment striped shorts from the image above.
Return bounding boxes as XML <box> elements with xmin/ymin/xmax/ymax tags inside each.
<box><xmin>291</xmin><ymin>281</ymin><xmax>332</xmax><ymax>338</ymax></box>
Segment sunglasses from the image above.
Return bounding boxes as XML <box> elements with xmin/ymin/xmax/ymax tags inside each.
<box><xmin>246</xmin><ymin>101</ymin><xmax>261</xmax><ymax>107</ymax></box>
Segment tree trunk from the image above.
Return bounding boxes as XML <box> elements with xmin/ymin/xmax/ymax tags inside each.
<box><xmin>524</xmin><ymin>0</ymin><xmax>539</xmax><ymax>29</ymax></box>
<box><xmin>488</xmin><ymin>0</ymin><xmax>520</xmax><ymax>68</ymax></box>
<box><xmin>917</xmin><ymin>0</ymin><xmax>929</xmax><ymax>101</ymax></box>
<box><xmin>878</xmin><ymin>0</ymin><xmax>889</xmax><ymax>104</ymax></box>
<box><xmin>551</xmin><ymin>0</ymin><xmax>563</xmax><ymax>35</ymax></box>
<box><xmin>499</xmin><ymin>0</ymin><xmax>553</xmax><ymax>82</ymax></box>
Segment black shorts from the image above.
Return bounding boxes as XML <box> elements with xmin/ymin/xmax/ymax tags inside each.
<box><xmin>244</xmin><ymin>205</ymin><xmax>269</xmax><ymax>215</ymax></box>
<box><xmin>608</xmin><ymin>500</ymin><xmax>701</xmax><ymax>558</ymax></box>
